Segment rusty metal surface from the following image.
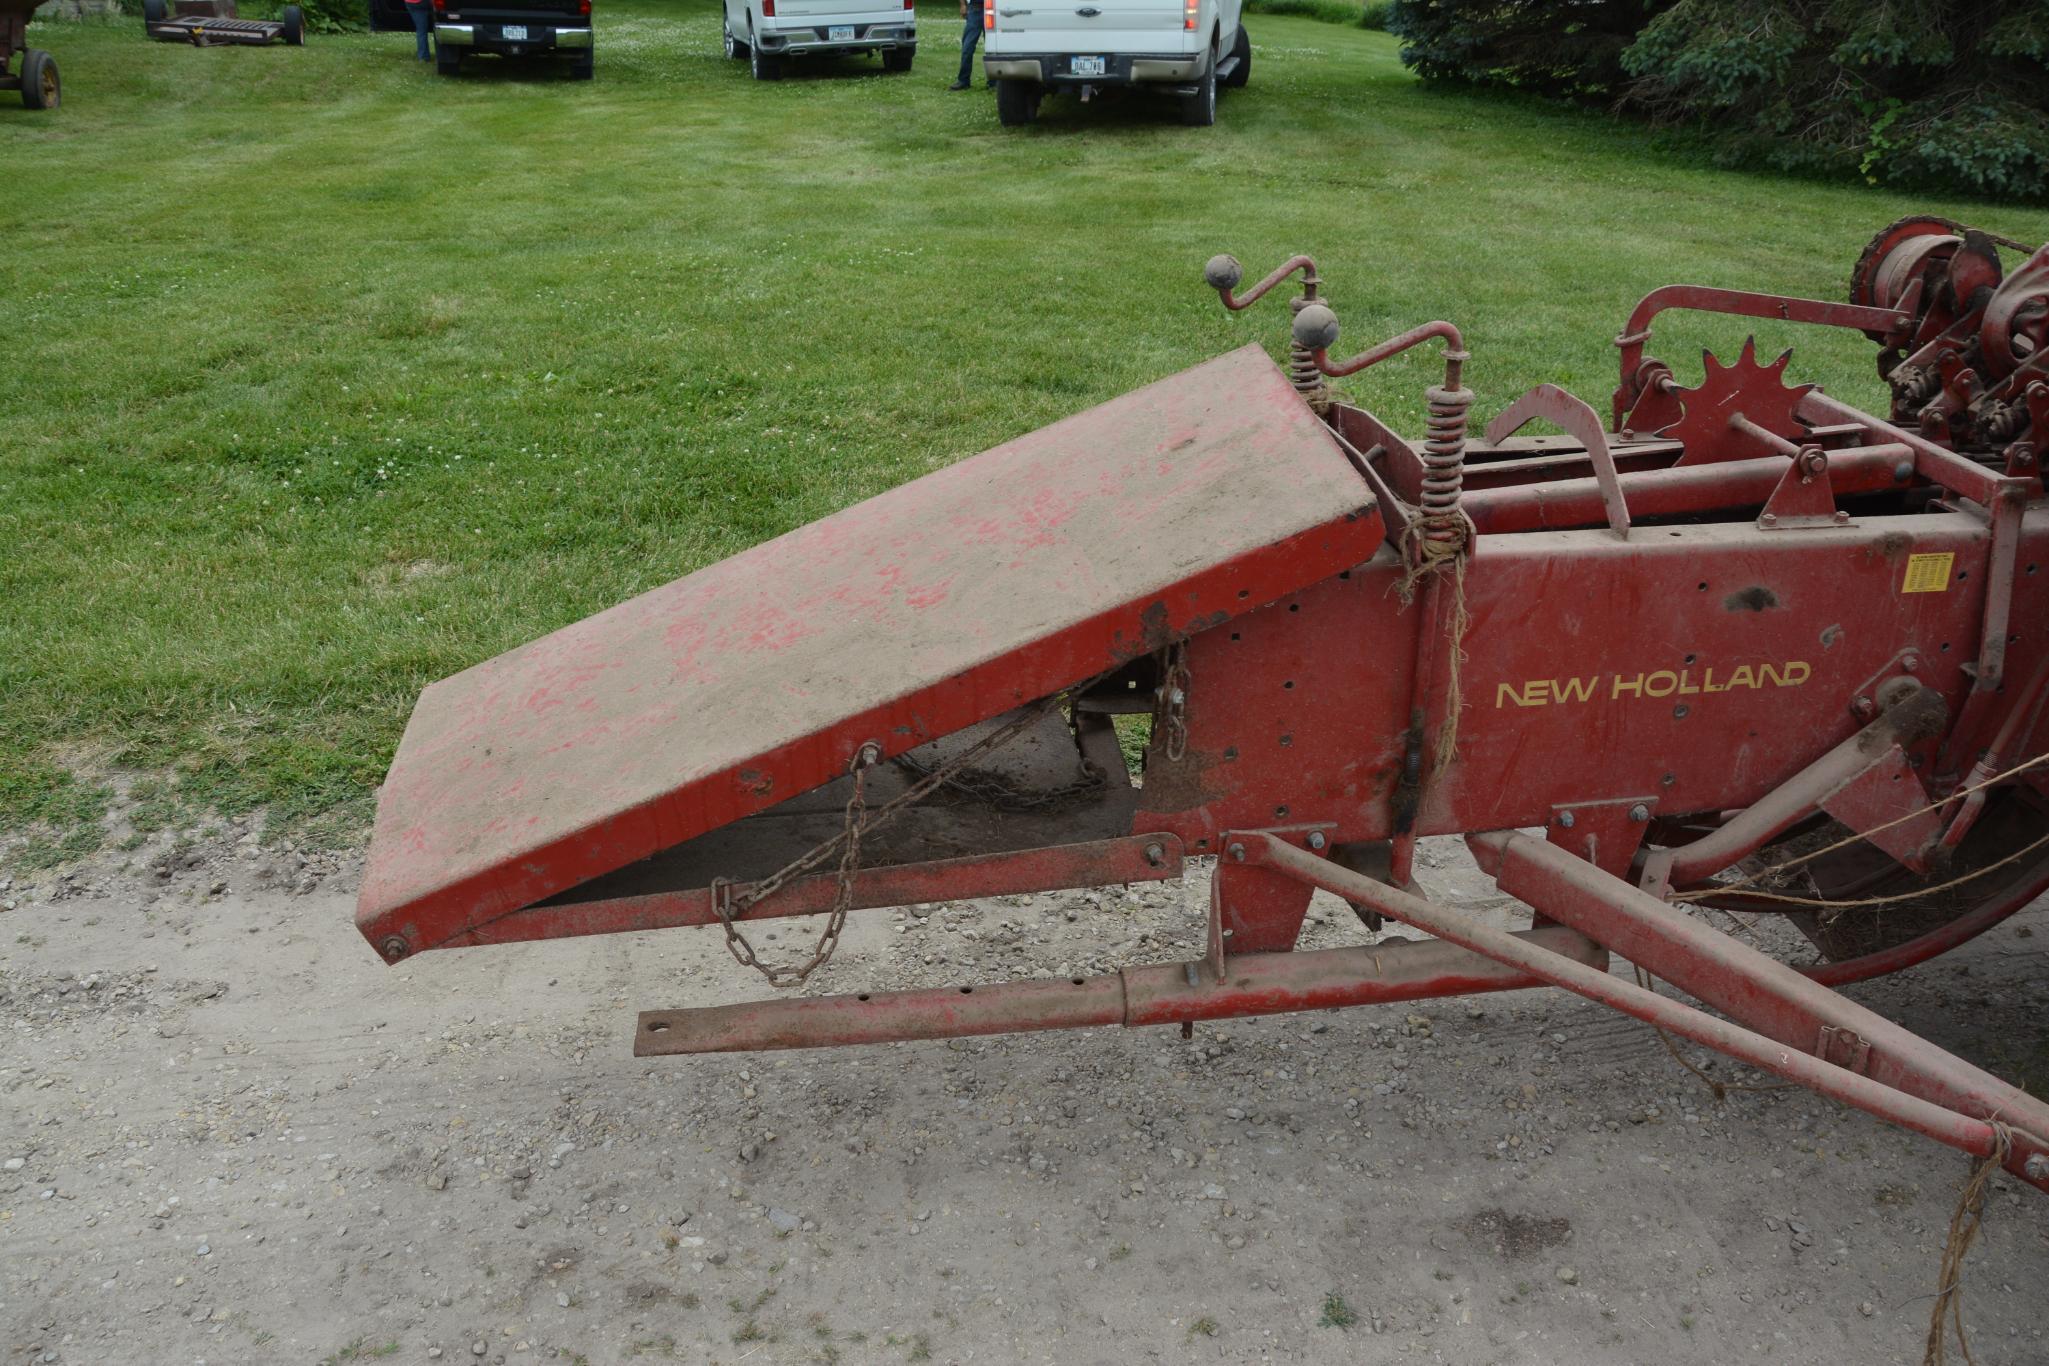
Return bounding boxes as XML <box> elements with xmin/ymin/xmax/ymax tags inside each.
<box><xmin>361</xmin><ymin>223</ymin><xmax>2049</xmax><ymax>1209</ymax></box>
<box><xmin>1473</xmin><ymin>832</ymin><xmax>2049</xmax><ymax>1191</ymax></box>
<box><xmin>450</xmin><ymin>834</ymin><xmax>1184</xmax><ymax>949</ymax></box>
<box><xmin>1250</xmin><ymin>830</ymin><xmax>2049</xmax><ymax>1191</ymax></box>
<box><xmin>358</xmin><ymin>344</ymin><xmax>1378</xmax><ymax>958</ymax></box>
<box><xmin>1132</xmin><ymin>509</ymin><xmax>2047</xmax><ymax>851</ymax></box>
<box><xmin>633</xmin><ymin>926</ymin><xmax>1607</xmax><ymax>1055</ymax></box>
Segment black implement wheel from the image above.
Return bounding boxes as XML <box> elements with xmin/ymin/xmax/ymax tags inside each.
<box><xmin>21</xmin><ymin>49</ymin><xmax>57</xmax><ymax>110</ymax></box>
<box><xmin>994</xmin><ymin>77</ymin><xmax>1038</xmax><ymax>126</ymax></box>
<box><xmin>143</xmin><ymin>0</ymin><xmax>166</xmax><ymax>21</ymax></box>
<box><xmin>1179</xmin><ymin>59</ymin><xmax>1215</xmax><ymax>125</ymax></box>
<box><xmin>1221</xmin><ymin>22</ymin><xmax>1248</xmax><ymax>88</ymax></box>
<box><xmin>281</xmin><ymin>4</ymin><xmax>305</xmax><ymax>43</ymax></box>
<box><xmin>1668</xmin><ymin>786</ymin><xmax>2049</xmax><ymax>982</ymax></box>
<box><xmin>749</xmin><ymin>37</ymin><xmax>781</xmax><ymax>79</ymax></box>
<box><xmin>435</xmin><ymin>41</ymin><xmax>462</xmax><ymax>73</ymax></box>
<box><xmin>881</xmin><ymin>44</ymin><xmax>912</xmax><ymax>72</ymax></box>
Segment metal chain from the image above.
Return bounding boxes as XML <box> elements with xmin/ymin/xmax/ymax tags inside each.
<box><xmin>712</xmin><ymin>674</ymin><xmax>1108</xmax><ymax>987</ymax></box>
<box><xmin>1158</xmin><ymin>642</ymin><xmax>1191</xmax><ymax>762</ymax></box>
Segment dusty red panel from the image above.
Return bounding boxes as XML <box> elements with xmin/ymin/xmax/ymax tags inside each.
<box><xmin>359</xmin><ymin>345</ymin><xmax>1378</xmax><ymax>954</ymax></box>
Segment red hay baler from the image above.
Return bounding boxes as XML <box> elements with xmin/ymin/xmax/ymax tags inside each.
<box><xmin>357</xmin><ymin>217</ymin><xmax>2049</xmax><ymax>1202</ymax></box>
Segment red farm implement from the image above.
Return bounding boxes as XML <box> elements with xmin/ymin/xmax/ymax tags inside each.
<box><xmin>2</xmin><ymin>0</ymin><xmax>58</xmax><ymax>109</ymax></box>
<box><xmin>359</xmin><ymin>217</ymin><xmax>2049</xmax><ymax>1207</ymax></box>
<box><xmin>143</xmin><ymin>0</ymin><xmax>303</xmax><ymax>47</ymax></box>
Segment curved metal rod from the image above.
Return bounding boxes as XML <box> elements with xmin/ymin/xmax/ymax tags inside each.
<box><xmin>1309</xmin><ymin>319</ymin><xmax>1466</xmax><ymax>379</ymax></box>
<box><xmin>1610</xmin><ymin>286</ymin><xmax>1909</xmax><ymax>427</ymax></box>
<box><xmin>1209</xmin><ymin>254</ymin><xmax>1320</xmax><ymax>311</ymax></box>
<box><xmin>1483</xmin><ymin>383</ymin><xmax>1630</xmax><ymax>539</ymax></box>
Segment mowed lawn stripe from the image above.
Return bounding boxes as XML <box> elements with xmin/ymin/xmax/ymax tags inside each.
<box><xmin>2</xmin><ymin>0</ymin><xmax>2044</xmax><ymax>848</ymax></box>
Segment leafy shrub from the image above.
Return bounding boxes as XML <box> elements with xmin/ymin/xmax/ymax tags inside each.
<box><xmin>1388</xmin><ymin>0</ymin><xmax>1673</xmax><ymax>97</ymax></box>
<box><xmin>1387</xmin><ymin>0</ymin><xmax>2049</xmax><ymax>200</ymax></box>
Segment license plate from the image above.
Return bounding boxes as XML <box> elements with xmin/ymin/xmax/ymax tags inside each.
<box><xmin>501</xmin><ymin>23</ymin><xmax>527</xmax><ymax>38</ymax></box>
<box><xmin>829</xmin><ymin>24</ymin><xmax>854</xmax><ymax>40</ymax></box>
<box><xmin>1070</xmin><ymin>55</ymin><xmax>1105</xmax><ymax>76</ymax></box>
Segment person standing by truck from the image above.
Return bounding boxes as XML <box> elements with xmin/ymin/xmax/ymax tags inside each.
<box><xmin>404</xmin><ymin>0</ymin><xmax>432</xmax><ymax>60</ymax></box>
<box><xmin>948</xmin><ymin>0</ymin><xmax>980</xmax><ymax>90</ymax></box>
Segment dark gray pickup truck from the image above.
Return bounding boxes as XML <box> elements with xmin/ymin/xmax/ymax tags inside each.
<box><xmin>371</xmin><ymin>0</ymin><xmax>592</xmax><ymax>77</ymax></box>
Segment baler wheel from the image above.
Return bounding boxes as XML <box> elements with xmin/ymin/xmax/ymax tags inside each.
<box><xmin>21</xmin><ymin>48</ymin><xmax>58</xmax><ymax>109</ymax></box>
<box><xmin>1684</xmin><ymin>788</ymin><xmax>2049</xmax><ymax>979</ymax></box>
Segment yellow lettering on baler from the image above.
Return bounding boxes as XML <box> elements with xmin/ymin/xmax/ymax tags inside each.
<box><xmin>1495</xmin><ymin>677</ymin><xmax>1599</xmax><ymax>708</ymax></box>
<box><xmin>1554</xmin><ymin>676</ymin><xmax>1598</xmax><ymax>703</ymax></box>
<box><xmin>1500</xmin><ymin>661</ymin><xmax>1812</xmax><ymax>708</ymax></box>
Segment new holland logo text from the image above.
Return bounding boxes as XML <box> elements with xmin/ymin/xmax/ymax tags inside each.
<box><xmin>1494</xmin><ymin>661</ymin><xmax>1811</xmax><ymax>708</ymax></box>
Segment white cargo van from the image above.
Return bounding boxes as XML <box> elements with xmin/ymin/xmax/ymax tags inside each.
<box><xmin>981</xmin><ymin>0</ymin><xmax>1247</xmax><ymax>125</ymax></box>
<box><xmin>723</xmin><ymin>0</ymin><xmax>917</xmax><ymax>78</ymax></box>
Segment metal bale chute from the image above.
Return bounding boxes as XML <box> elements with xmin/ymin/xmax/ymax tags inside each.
<box><xmin>358</xmin><ymin>221</ymin><xmax>2049</xmax><ymax>1219</ymax></box>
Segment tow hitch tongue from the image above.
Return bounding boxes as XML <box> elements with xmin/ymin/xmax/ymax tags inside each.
<box><xmin>360</xmin><ymin>222</ymin><xmax>2049</xmax><ymax>1203</ymax></box>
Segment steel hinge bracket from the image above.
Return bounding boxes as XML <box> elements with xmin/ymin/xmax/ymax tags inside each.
<box><xmin>1816</xmin><ymin>1024</ymin><xmax>1872</xmax><ymax>1075</ymax></box>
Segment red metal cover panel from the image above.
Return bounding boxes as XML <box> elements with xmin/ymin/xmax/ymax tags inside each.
<box><xmin>358</xmin><ymin>345</ymin><xmax>1380</xmax><ymax>955</ymax></box>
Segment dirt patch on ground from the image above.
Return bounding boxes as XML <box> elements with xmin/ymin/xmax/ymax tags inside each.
<box><xmin>2</xmin><ymin>830</ymin><xmax>2046</xmax><ymax>1363</ymax></box>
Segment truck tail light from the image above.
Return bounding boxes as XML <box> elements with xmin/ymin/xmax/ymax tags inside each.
<box><xmin>1183</xmin><ymin>0</ymin><xmax>1196</xmax><ymax>28</ymax></box>
<box><xmin>982</xmin><ymin>0</ymin><xmax>992</xmax><ymax>27</ymax></box>
<box><xmin>578</xmin><ymin>0</ymin><xmax>589</xmax><ymax>12</ymax></box>
<box><xmin>904</xmin><ymin>0</ymin><xmax>913</xmax><ymax>10</ymax></box>
<box><xmin>762</xmin><ymin>0</ymin><xmax>774</xmax><ymax>13</ymax></box>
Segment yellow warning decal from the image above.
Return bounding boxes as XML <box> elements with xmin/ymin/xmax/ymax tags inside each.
<box><xmin>1902</xmin><ymin>552</ymin><xmax>1955</xmax><ymax>594</ymax></box>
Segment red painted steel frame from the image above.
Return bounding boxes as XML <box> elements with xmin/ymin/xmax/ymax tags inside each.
<box><xmin>1610</xmin><ymin>286</ymin><xmax>1910</xmax><ymax>428</ymax></box>
<box><xmin>442</xmin><ymin>835</ymin><xmax>1185</xmax><ymax>949</ymax></box>
<box><xmin>358</xmin><ymin>232</ymin><xmax>2049</xmax><ymax>1202</ymax></box>
<box><xmin>634</xmin><ymin>926</ymin><xmax>1609</xmax><ymax>1055</ymax></box>
<box><xmin>357</xmin><ymin>346</ymin><xmax>1382</xmax><ymax>961</ymax></box>
<box><xmin>1237</xmin><ymin>831</ymin><xmax>2049</xmax><ymax>1192</ymax></box>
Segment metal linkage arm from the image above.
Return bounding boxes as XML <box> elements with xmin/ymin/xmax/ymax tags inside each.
<box><xmin>1293</xmin><ymin>311</ymin><xmax>1466</xmax><ymax>381</ymax></box>
<box><xmin>1232</xmin><ymin>830</ymin><xmax>2049</xmax><ymax>1193</ymax></box>
<box><xmin>1203</xmin><ymin>253</ymin><xmax>1321</xmax><ymax>311</ymax></box>
<box><xmin>1611</xmin><ymin>286</ymin><xmax>1911</xmax><ymax>428</ymax></box>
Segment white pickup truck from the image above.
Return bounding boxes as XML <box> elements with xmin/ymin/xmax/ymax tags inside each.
<box><xmin>723</xmin><ymin>0</ymin><xmax>917</xmax><ymax>79</ymax></box>
<box><xmin>981</xmin><ymin>0</ymin><xmax>1247</xmax><ymax>126</ymax></box>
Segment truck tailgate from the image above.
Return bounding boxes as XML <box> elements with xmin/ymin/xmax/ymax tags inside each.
<box><xmin>993</xmin><ymin>0</ymin><xmax>1186</xmax><ymax>50</ymax></box>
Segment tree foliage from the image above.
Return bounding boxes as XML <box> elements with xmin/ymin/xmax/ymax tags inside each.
<box><xmin>1389</xmin><ymin>1</ymin><xmax>1674</xmax><ymax>97</ymax></box>
<box><xmin>1387</xmin><ymin>0</ymin><xmax>2049</xmax><ymax>200</ymax></box>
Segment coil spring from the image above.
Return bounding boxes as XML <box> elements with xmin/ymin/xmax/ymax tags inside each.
<box><xmin>1420</xmin><ymin>382</ymin><xmax>1474</xmax><ymax>549</ymax></box>
<box><xmin>1287</xmin><ymin>296</ymin><xmax>1331</xmax><ymax>410</ymax></box>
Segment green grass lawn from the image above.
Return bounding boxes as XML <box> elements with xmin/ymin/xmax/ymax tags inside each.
<box><xmin>4</xmin><ymin>1</ymin><xmax>2047</xmax><ymax>859</ymax></box>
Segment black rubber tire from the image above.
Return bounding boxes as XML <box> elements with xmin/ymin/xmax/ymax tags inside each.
<box><xmin>881</xmin><ymin>44</ymin><xmax>912</xmax><ymax>72</ymax></box>
<box><xmin>435</xmin><ymin>42</ymin><xmax>462</xmax><ymax>74</ymax></box>
<box><xmin>20</xmin><ymin>48</ymin><xmax>57</xmax><ymax>110</ymax></box>
<box><xmin>142</xmin><ymin>0</ymin><xmax>165</xmax><ymax>22</ymax></box>
<box><xmin>994</xmin><ymin>77</ymin><xmax>1038</xmax><ymax>126</ymax></box>
<box><xmin>1179</xmin><ymin>59</ymin><xmax>1216</xmax><ymax>125</ymax></box>
<box><xmin>749</xmin><ymin>37</ymin><xmax>781</xmax><ymax>79</ymax></box>
<box><xmin>723</xmin><ymin>25</ymin><xmax>747</xmax><ymax>58</ymax></box>
<box><xmin>1222</xmin><ymin>23</ymin><xmax>1248</xmax><ymax>88</ymax></box>
<box><xmin>569</xmin><ymin>48</ymin><xmax>593</xmax><ymax>78</ymax></box>
<box><xmin>281</xmin><ymin>4</ymin><xmax>305</xmax><ymax>44</ymax></box>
